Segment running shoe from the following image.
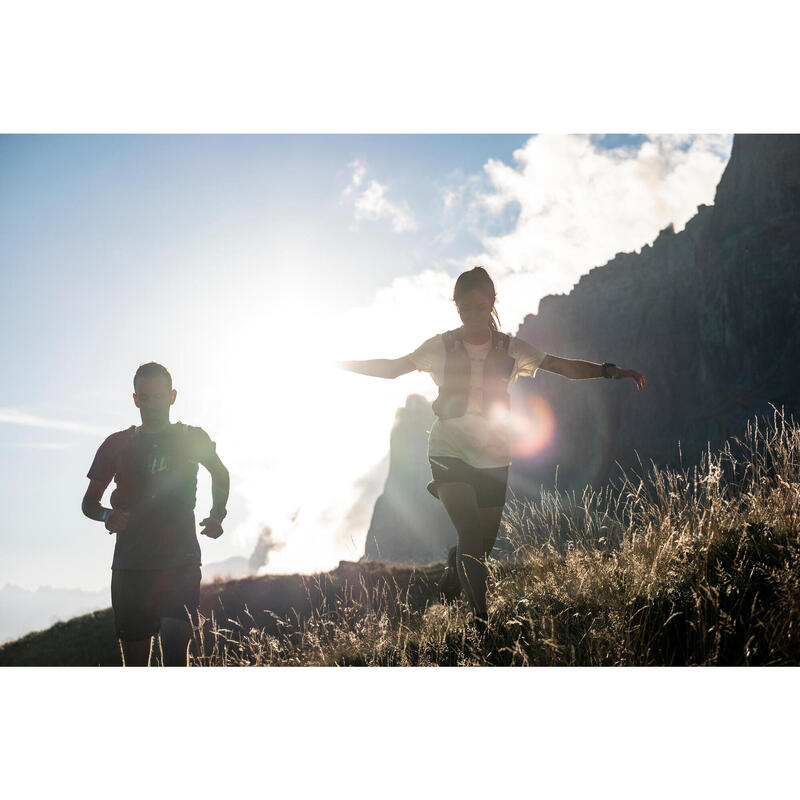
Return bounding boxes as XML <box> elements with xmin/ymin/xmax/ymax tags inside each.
<box><xmin>436</xmin><ymin>546</ymin><xmax>461</xmax><ymax>602</ymax></box>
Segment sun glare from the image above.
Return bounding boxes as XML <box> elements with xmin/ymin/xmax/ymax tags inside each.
<box><xmin>204</xmin><ymin>301</ymin><xmax>437</xmax><ymax>574</ymax></box>
<box><xmin>194</xmin><ymin>268</ymin><xmax>556</xmax><ymax>575</ymax></box>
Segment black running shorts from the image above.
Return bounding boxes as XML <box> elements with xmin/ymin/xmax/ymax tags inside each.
<box><xmin>111</xmin><ymin>565</ymin><xmax>201</xmax><ymax>641</ymax></box>
<box><xmin>427</xmin><ymin>456</ymin><xmax>509</xmax><ymax>508</ymax></box>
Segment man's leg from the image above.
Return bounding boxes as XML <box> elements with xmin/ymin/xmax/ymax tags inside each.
<box><xmin>112</xmin><ymin>569</ymin><xmax>158</xmax><ymax>666</ymax></box>
<box><xmin>159</xmin><ymin>617</ymin><xmax>192</xmax><ymax>667</ymax></box>
<box><xmin>121</xmin><ymin>638</ymin><xmax>153</xmax><ymax>667</ymax></box>
<box><xmin>158</xmin><ymin>566</ymin><xmax>201</xmax><ymax>666</ymax></box>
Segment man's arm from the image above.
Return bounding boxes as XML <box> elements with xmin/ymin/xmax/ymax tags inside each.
<box><xmin>339</xmin><ymin>355</ymin><xmax>416</xmax><ymax>379</ymax></box>
<box><xmin>82</xmin><ymin>478</ymin><xmax>130</xmax><ymax>533</ymax></box>
<box><xmin>539</xmin><ymin>355</ymin><xmax>646</xmax><ymax>389</ymax></box>
<box><xmin>199</xmin><ymin>453</ymin><xmax>230</xmax><ymax>539</ymax></box>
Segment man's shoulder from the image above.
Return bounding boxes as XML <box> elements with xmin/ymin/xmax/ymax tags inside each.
<box><xmin>99</xmin><ymin>427</ymin><xmax>137</xmax><ymax>450</ymax></box>
<box><xmin>88</xmin><ymin>427</ymin><xmax>136</xmax><ymax>471</ymax></box>
<box><xmin>174</xmin><ymin>422</ymin><xmax>212</xmax><ymax>440</ymax></box>
<box><xmin>174</xmin><ymin>423</ymin><xmax>216</xmax><ymax>457</ymax></box>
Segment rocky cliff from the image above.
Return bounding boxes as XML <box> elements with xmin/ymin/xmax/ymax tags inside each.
<box><xmin>366</xmin><ymin>134</ymin><xmax>800</xmax><ymax>561</ymax></box>
<box><xmin>363</xmin><ymin>394</ymin><xmax>456</xmax><ymax>563</ymax></box>
<box><xmin>512</xmin><ymin>133</ymin><xmax>800</xmax><ymax>494</ymax></box>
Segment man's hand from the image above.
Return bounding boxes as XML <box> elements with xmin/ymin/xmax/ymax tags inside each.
<box><xmin>200</xmin><ymin>517</ymin><xmax>224</xmax><ymax>539</ymax></box>
<box><xmin>105</xmin><ymin>510</ymin><xmax>130</xmax><ymax>533</ymax></box>
<box><xmin>616</xmin><ymin>368</ymin><xmax>646</xmax><ymax>390</ymax></box>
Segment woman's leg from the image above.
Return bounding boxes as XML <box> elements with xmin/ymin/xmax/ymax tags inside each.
<box><xmin>477</xmin><ymin>506</ymin><xmax>504</xmax><ymax>559</ymax></box>
<box><xmin>437</xmin><ymin>482</ymin><xmax>491</xmax><ymax>619</ymax></box>
<box><xmin>469</xmin><ymin>506</ymin><xmax>503</xmax><ymax>620</ymax></box>
<box><xmin>436</xmin><ymin>544</ymin><xmax>461</xmax><ymax>602</ymax></box>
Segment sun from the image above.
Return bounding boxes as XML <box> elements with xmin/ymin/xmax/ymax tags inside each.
<box><xmin>201</xmin><ymin>303</ymin><xmax>432</xmax><ymax>573</ymax></box>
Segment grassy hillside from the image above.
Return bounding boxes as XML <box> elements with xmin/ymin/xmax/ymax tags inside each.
<box><xmin>3</xmin><ymin>408</ymin><xmax>799</xmax><ymax>667</ymax></box>
<box><xmin>0</xmin><ymin>562</ymin><xmax>444</xmax><ymax>666</ymax></box>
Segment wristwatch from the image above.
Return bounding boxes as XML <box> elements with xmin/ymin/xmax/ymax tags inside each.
<box><xmin>601</xmin><ymin>362</ymin><xmax>618</xmax><ymax>379</ymax></box>
<box><xmin>210</xmin><ymin>507</ymin><xmax>227</xmax><ymax>522</ymax></box>
<box><xmin>101</xmin><ymin>508</ymin><xmax>112</xmax><ymax>523</ymax></box>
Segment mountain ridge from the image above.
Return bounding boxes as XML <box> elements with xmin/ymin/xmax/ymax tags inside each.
<box><xmin>513</xmin><ymin>133</ymin><xmax>800</xmax><ymax>494</ymax></box>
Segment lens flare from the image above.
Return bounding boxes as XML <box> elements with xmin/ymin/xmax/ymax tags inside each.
<box><xmin>510</xmin><ymin>394</ymin><xmax>556</xmax><ymax>459</ymax></box>
<box><xmin>487</xmin><ymin>400</ymin><xmax>510</xmax><ymax>424</ymax></box>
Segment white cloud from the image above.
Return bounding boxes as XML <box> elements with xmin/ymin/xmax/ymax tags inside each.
<box><xmin>0</xmin><ymin>408</ymin><xmax>107</xmax><ymax>436</ymax></box>
<box><xmin>343</xmin><ymin>160</ymin><xmax>418</xmax><ymax>233</ymax></box>
<box><xmin>442</xmin><ymin>188</ymin><xmax>462</xmax><ymax>213</ymax></box>
<box><xmin>339</xmin><ymin>136</ymin><xmax>735</xmax><ymax>369</ymax></box>
<box><xmin>343</xmin><ymin>159</ymin><xmax>366</xmax><ymax>195</ymax></box>
<box><xmin>469</xmin><ymin>134</ymin><xmax>733</xmax><ymax>312</ymax></box>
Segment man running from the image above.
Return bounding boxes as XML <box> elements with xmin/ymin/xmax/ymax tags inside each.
<box><xmin>82</xmin><ymin>362</ymin><xmax>230</xmax><ymax>666</ymax></box>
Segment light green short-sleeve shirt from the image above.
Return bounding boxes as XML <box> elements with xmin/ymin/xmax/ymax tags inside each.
<box><xmin>409</xmin><ymin>333</ymin><xmax>546</xmax><ymax>468</ymax></box>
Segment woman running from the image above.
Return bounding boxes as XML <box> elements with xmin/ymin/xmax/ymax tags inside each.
<box><xmin>341</xmin><ymin>267</ymin><xmax>646</xmax><ymax>629</ymax></box>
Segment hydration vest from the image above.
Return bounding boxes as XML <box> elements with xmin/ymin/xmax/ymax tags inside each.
<box><xmin>109</xmin><ymin>422</ymin><xmax>200</xmax><ymax>513</ymax></box>
<box><xmin>431</xmin><ymin>328</ymin><xmax>515</xmax><ymax>420</ymax></box>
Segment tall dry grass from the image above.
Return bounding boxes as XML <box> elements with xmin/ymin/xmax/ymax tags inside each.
<box><xmin>191</xmin><ymin>407</ymin><xmax>800</xmax><ymax>666</ymax></box>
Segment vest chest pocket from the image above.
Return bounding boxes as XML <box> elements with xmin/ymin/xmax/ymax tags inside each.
<box><xmin>433</xmin><ymin>329</ymin><xmax>515</xmax><ymax>420</ymax></box>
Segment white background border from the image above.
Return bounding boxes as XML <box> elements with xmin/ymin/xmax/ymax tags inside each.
<box><xmin>2</xmin><ymin>1</ymin><xmax>797</xmax><ymax>796</ymax></box>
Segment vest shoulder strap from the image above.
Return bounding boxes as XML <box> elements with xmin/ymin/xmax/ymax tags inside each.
<box><xmin>441</xmin><ymin>329</ymin><xmax>463</xmax><ymax>352</ymax></box>
<box><xmin>492</xmin><ymin>331</ymin><xmax>511</xmax><ymax>352</ymax></box>
<box><xmin>130</xmin><ymin>422</ymin><xmax>188</xmax><ymax>440</ymax></box>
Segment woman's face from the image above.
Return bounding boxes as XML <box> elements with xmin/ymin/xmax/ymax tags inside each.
<box><xmin>456</xmin><ymin>289</ymin><xmax>494</xmax><ymax>331</ymax></box>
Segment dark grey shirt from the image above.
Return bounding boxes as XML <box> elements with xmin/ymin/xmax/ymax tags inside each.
<box><xmin>87</xmin><ymin>423</ymin><xmax>217</xmax><ymax>570</ymax></box>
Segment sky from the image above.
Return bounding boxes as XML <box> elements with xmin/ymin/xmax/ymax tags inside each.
<box><xmin>0</xmin><ymin>133</ymin><xmax>734</xmax><ymax>590</ymax></box>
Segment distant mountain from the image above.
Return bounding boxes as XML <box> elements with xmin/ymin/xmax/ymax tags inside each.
<box><xmin>363</xmin><ymin>394</ymin><xmax>455</xmax><ymax>564</ymax></box>
<box><xmin>0</xmin><ymin>584</ymin><xmax>108</xmax><ymax>644</ymax></box>
<box><xmin>0</xmin><ymin>555</ymin><xmax>255</xmax><ymax>644</ymax></box>
<box><xmin>202</xmin><ymin>556</ymin><xmax>252</xmax><ymax>582</ymax></box>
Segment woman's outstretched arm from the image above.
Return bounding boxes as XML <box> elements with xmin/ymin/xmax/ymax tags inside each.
<box><xmin>539</xmin><ymin>355</ymin><xmax>646</xmax><ymax>390</ymax></box>
<box><xmin>339</xmin><ymin>355</ymin><xmax>416</xmax><ymax>380</ymax></box>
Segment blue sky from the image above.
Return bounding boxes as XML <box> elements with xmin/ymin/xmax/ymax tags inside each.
<box><xmin>0</xmin><ymin>134</ymin><xmax>732</xmax><ymax>590</ymax></box>
<box><xmin>0</xmin><ymin>134</ymin><xmax>534</xmax><ymax>402</ymax></box>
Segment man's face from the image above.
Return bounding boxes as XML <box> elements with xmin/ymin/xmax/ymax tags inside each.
<box><xmin>132</xmin><ymin>376</ymin><xmax>176</xmax><ymax>427</ymax></box>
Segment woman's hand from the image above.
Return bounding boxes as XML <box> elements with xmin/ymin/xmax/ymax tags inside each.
<box><xmin>617</xmin><ymin>368</ymin><xmax>646</xmax><ymax>390</ymax></box>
